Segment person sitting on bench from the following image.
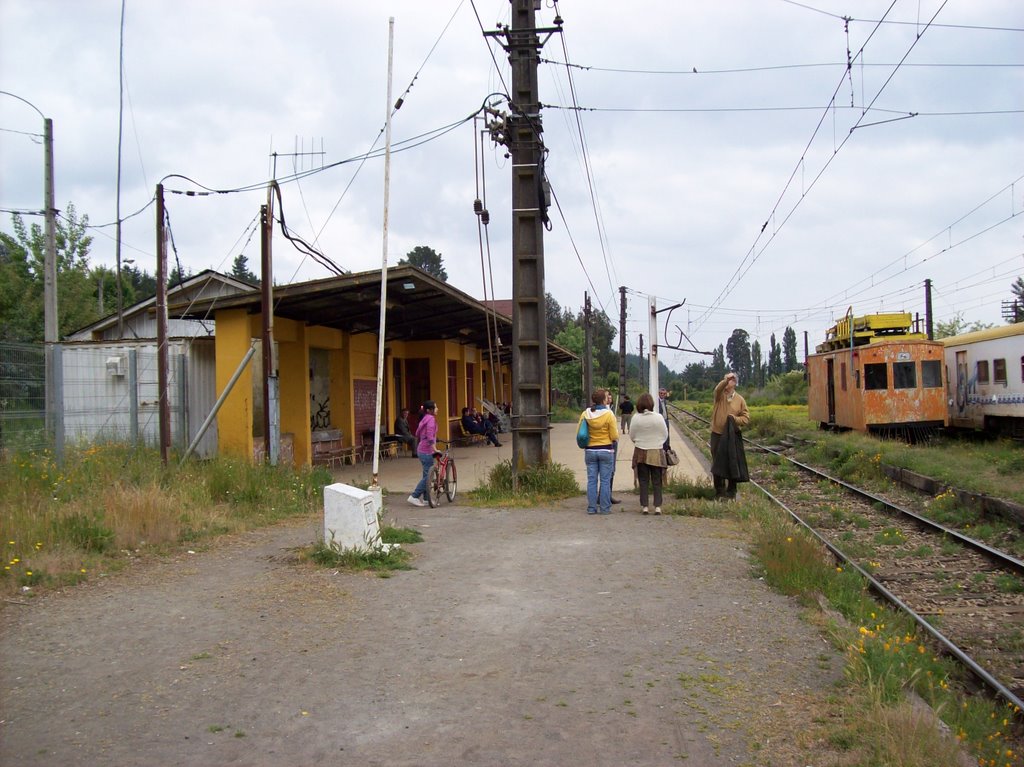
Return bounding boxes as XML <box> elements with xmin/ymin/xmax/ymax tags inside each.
<box><xmin>394</xmin><ymin>408</ymin><xmax>417</xmax><ymax>455</ymax></box>
<box><xmin>461</xmin><ymin>407</ymin><xmax>501</xmax><ymax>447</ymax></box>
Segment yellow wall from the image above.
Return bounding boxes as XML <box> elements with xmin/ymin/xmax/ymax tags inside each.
<box><xmin>212</xmin><ymin>309</ymin><xmax>515</xmax><ymax>464</ymax></box>
<box><xmin>215</xmin><ymin>309</ymin><xmax>255</xmax><ymax>461</ymax></box>
<box><xmin>277</xmin><ymin>318</ymin><xmax>309</xmax><ymax>466</ymax></box>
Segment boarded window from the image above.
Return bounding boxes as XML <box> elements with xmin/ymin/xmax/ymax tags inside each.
<box><xmin>893</xmin><ymin>361</ymin><xmax>916</xmax><ymax>389</ymax></box>
<box><xmin>864</xmin><ymin>363</ymin><xmax>887</xmax><ymax>390</ymax></box>
<box><xmin>921</xmin><ymin>360</ymin><xmax>942</xmax><ymax>388</ymax></box>
<box><xmin>840</xmin><ymin>362</ymin><xmax>847</xmax><ymax>391</ymax></box>
<box><xmin>993</xmin><ymin>358</ymin><xmax>1007</xmax><ymax>384</ymax></box>
<box><xmin>977</xmin><ymin>360</ymin><xmax>989</xmax><ymax>384</ymax></box>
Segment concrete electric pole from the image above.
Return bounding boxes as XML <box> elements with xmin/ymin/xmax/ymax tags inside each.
<box><xmin>485</xmin><ymin>2</ymin><xmax>562</xmax><ymax>470</ymax></box>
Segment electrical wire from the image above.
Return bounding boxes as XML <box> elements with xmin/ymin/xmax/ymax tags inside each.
<box><xmin>539</xmin><ymin>58</ymin><xmax>1024</xmax><ymax>76</ymax></box>
<box><xmin>550</xmin><ymin>0</ymin><xmax>618</xmax><ymax>303</ymax></box>
<box><xmin>692</xmin><ymin>0</ymin><xmax>949</xmax><ymax>334</ymax></box>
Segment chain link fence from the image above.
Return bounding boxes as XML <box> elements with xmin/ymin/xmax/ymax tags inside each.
<box><xmin>0</xmin><ymin>341</ymin><xmax>216</xmax><ymax>460</ymax></box>
<box><xmin>0</xmin><ymin>342</ymin><xmax>47</xmax><ymax>453</ymax></box>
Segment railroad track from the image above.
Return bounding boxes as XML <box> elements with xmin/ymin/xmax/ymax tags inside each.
<box><xmin>669</xmin><ymin>404</ymin><xmax>1024</xmax><ymax>713</ymax></box>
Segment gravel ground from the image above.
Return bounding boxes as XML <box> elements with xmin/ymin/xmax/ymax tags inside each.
<box><xmin>0</xmin><ymin>490</ymin><xmax>847</xmax><ymax>767</ymax></box>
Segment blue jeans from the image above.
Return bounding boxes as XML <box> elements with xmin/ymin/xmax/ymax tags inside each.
<box><xmin>412</xmin><ymin>452</ymin><xmax>434</xmax><ymax>498</ymax></box>
<box><xmin>584</xmin><ymin>448</ymin><xmax>615</xmax><ymax>514</ymax></box>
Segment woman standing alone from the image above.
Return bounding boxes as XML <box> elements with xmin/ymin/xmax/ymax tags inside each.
<box><xmin>710</xmin><ymin>373</ymin><xmax>750</xmax><ymax>499</ymax></box>
<box><xmin>628</xmin><ymin>393</ymin><xmax>669</xmax><ymax>514</ymax></box>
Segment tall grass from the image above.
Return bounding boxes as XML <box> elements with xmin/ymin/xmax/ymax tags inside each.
<box><xmin>1</xmin><ymin>444</ymin><xmax>331</xmax><ymax>596</ymax></box>
<box><xmin>466</xmin><ymin>459</ymin><xmax>580</xmax><ymax>506</ymax></box>
<box><xmin>738</xmin><ymin>494</ymin><xmax>1023</xmax><ymax>766</ymax></box>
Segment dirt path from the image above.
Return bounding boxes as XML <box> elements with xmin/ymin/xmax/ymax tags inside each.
<box><xmin>0</xmin><ymin>492</ymin><xmax>844</xmax><ymax>766</ymax></box>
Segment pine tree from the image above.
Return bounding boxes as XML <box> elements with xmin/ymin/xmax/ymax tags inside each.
<box><xmin>230</xmin><ymin>254</ymin><xmax>260</xmax><ymax>285</ymax></box>
<box><xmin>782</xmin><ymin>326</ymin><xmax>798</xmax><ymax>372</ymax></box>
<box><xmin>400</xmin><ymin>246</ymin><xmax>448</xmax><ymax>282</ymax></box>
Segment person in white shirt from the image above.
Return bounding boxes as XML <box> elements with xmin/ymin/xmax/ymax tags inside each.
<box><xmin>629</xmin><ymin>392</ymin><xmax>669</xmax><ymax>515</ymax></box>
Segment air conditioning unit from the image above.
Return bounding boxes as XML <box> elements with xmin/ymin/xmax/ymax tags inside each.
<box><xmin>106</xmin><ymin>356</ymin><xmax>126</xmax><ymax>377</ymax></box>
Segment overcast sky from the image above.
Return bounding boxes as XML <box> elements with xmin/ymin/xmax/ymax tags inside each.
<box><xmin>1</xmin><ymin>0</ymin><xmax>1021</xmax><ymax>372</ymax></box>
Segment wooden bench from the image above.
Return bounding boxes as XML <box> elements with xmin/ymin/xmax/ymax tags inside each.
<box><xmin>449</xmin><ymin>419</ymin><xmax>486</xmax><ymax>447</ymax></box>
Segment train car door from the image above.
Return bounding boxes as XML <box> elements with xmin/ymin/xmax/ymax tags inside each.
<box><xmin>955</xmin><ymin>350</ymin><xmax>968</xmax><ymax>417</ymax></box>
<box><xmin>826</xmin><ymin>358</ymin><xmax>836</xmax><ymax>424</ymax></box>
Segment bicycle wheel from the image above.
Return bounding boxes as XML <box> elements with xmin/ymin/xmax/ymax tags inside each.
<box><xmin>427</xmin><ymin>464</ymin><xmax>442</xmax><ymax>508</ymax></box>
<box><xmin>443</xmin><ymin>459</ymin><xmax>458</xmax><ymax>502</ymax></box>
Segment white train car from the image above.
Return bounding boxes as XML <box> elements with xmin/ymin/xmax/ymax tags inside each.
<box><xmin>942</xmin><ymin>323</ymin><xmax>1024</xmax><ymax>437</ymax></box>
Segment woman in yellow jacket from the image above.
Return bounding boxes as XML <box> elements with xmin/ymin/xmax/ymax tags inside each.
<box><xmin>578</xmin><ymin>387</ymin><xmax>620</xmax><ymax>514</ymax></box>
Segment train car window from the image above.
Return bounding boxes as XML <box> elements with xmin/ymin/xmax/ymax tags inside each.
<box><xmin>977</xmin><ymin>360</ymin><xmax>989</xmax><ymax>384</ymax></box>
<box><xmin>993</xmin><ymin>358</ymin><xmax>1006</xmax><ymax>384</ymax></box>
<box><xmin>864</xmin><ymin>363</ymin><xmax>887</xmax><ymax>390</ymax></box>
<box><xmin>1020</xmin><ymin>356</ymin><xmax>1024</xmax><ymax>384</ymax></box>
<box><xmin>921</xmin><ymin>360</ymin><xmax>942</xmax><ymax>388</ymax></box>
<box><xmin>893</xmin><ymin>361</ymin><xmax>916</xmax><ymax>389</ymax></box>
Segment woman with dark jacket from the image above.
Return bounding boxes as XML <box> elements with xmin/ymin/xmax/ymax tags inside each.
<box><xmin>709</xmin><ymin>372</ymin><xmax>750</xmax><ymax>500</ymax></box>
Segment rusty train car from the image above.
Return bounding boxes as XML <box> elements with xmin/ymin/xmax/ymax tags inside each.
<box><xmin>807</xmin><ymin>312</ymin><xmax>948</xmax><ymax>437</ymax></box>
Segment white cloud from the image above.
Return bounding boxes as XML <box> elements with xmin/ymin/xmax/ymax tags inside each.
<box><xmin>1</xmin><ymin>0</ymin><xmax>1021</xmax><ymax>368</ymax></box>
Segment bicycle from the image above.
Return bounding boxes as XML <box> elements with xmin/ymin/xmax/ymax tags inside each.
<box><xmin>427</xmin><ymin>439</ymin><xmax>458</xmax><ymax>508</ymax></box>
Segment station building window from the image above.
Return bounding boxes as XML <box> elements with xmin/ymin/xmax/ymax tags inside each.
<box><xmin>977</xmin><ymin>360</ymin><xmax>989</xmax><ymax>384</ymax></box>
<box><xmin>864</xmin><ymin>362</ymin><xmax>888</xmax><ymax>390</ymax></box>
<box><xmin>993</xmin><ymin>358</ymin><xmax>1006</xmax><ymax>385</ymax></box>
<box><xmin>447</xmin><ymin>360</ymin><xmax>458</xmax><ymax>417</ymax></box>
<box><xmin>921</xmin><ymin>360</ymin><xmax>942</xmax><ymax>388</ymax></box>
<box><xmin>893</xmin><ymin>361</ymin><xmax>916</xmax><ymax>389</ymax></box>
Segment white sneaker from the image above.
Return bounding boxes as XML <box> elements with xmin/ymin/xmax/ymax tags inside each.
<box><xmin>654</xmin><ymin>507</ymin><xmax>662</xmax><ymax>515</ymax></box>
<box><xmin>641</xmin><ymin>507</ymin><xmax>649</xmax><ymax>515</ymax></box>
<box><xmin>407</xmin><ymin>495</ymin><xmax>426</xmax><ymax>507</ymax></box>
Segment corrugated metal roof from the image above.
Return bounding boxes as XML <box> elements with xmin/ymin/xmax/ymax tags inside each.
<box><xmin>169</xmin><ymin>265</ymin><xmax>575</xmax><ymax>365</ymax></box>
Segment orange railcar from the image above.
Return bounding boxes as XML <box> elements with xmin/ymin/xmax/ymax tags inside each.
<box><xmin>807</xmin><ymin>312</ymin><xmax>948</xmax><ymax>437</ymax></box>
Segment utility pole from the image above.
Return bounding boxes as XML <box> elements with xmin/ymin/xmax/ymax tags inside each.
<box><xmin>155</xmin><ymin>184</ymin><xmax>170</xmax><ymax>465</ymax></box>
<box><xmin>924</xmin><ymin>278</ymin><xmax>933</xmax><ymax>340</ymax></box>
<box><xmin>260</xmin><ymin>201</ymin><xmax>278</xmax><ymax>465</ymax></box>
<box><xmin>484</xmin><ymin>2</ymin><xmax>561</xmax><ymax>470</ymax></box>
<box><xmin>803</xmin><ymin>331</ymin><xmax>809</xmax><ymax>380</ymax></box>
<box><xmin>43</xmin><ymin>117</ymin><xmax>58</xmax><ymax>439</ymax></box>
<box><xmin>638</xmin><ymin>334</ymin><xmax>644</xmax><ymax>388</ymax></box>
<box><xmin>583</xmin><ymin>292</ymin><xmax>593</xmax><ymax>399</ymax></box>
<box><xmin>648</xmin><ymin>296</ymin><xmax>660</xmax><ymax>398</ymax></box>
<box><xmin>618</xmin><ymin>286</ymin><xmax>627</xmax><ymax>397</ymax></box>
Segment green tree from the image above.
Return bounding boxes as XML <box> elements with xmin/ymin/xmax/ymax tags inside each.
<box><xmin>767</xmin><ymin>333</ymin><xmax>783</xmax><ymax>378</ymax></box>
<box><xmin>751</xmin><ymin>339</ymin><xmax>763</xmax><ymax>387</ymax></box>
<box><xmin>167</xmin><ymin>264</ymin><xmax>192</xmax><ymax>287</ymax></box>
<box><xmin>782</xmin><ymin>326</ymin><xmax>798</xmax><ymax>372</ymax></box>
<box><xmin>545</xmin><ymin>292</ymin><xmax>573</xmax><ymax>339</ymax></box>
<box><xmin>933</xmin><ymin>313</ymin><xmax>994</xmax><ymax>339</ymax></box>
<box><xmin>709</xmin><ymin>344</ymin><xmax>726</xmax><ymax>380</ymax></box>
<box><xmin>591</xmin><ymin>308</ymin><xmax>618</xmax><ymax>379</ymax></box>
<box><xmin>230</xmin><ymin>253</ymin><xmax>259</xmax><ymax>285</ymax></box>
<box><xmin>92</xmin><ymin>265</ymin><xmax>136</xmax><ymax>318</ymax></box>
<box><xmin>2</xmin><ymin>205</ymin><xmax>96</xmax><ymax>341</ymax></box>
<box><xmin>124</xmin><ymin>264</ymin><xmax>156</xmax><ymax>301</ymax></box>
<box><xmin>550</xmin><ymin>324</ymin><xmax>584</xmax><ymax>405</ymax></box>
<box><xmin>725</xmin><ymin>328</ymin><xmax>751</xmax><ymax>383</ymax></box>
<box><xmin>681</xmin><ymin>360</ymin><xmax>710</xmax><ymax>392</ymax></box>
<box><xmin>1009</xmin><ymin>276</ymin><xmax>1024</xmax><ymax>323</ymax></box>
<box><xmin>0</xmin><ymin>230</ymin><xmax>38</xmax><ymax>341</ymax></box>
<box><xmin>400</xmin><ymin>245</ymin><xmax>447</xmax><ymax>282</ymax></box>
